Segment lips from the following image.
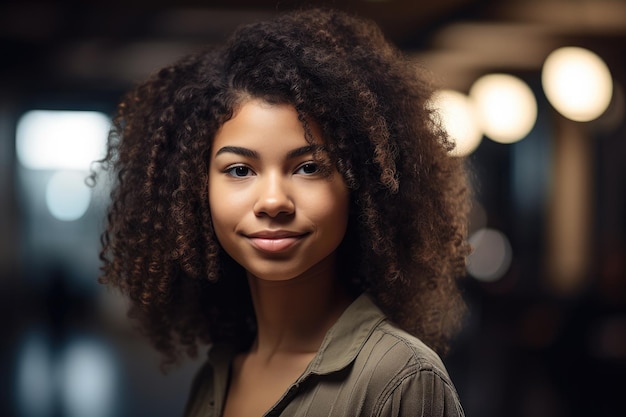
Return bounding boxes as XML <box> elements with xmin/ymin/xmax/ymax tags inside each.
<box><xmin>246</xmin><ymin>230</ymin><xmax>308</xmax><ymax>253</ymax></box>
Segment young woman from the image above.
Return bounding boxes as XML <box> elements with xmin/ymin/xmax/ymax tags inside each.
<box><xmin>97</xmin><ymin>8</ymin><xmax>470</xmax><ymax>417</ymax></box>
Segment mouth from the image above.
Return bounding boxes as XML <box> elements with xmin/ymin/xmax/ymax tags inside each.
<box><xmin>245</xmin><ymin>230</ymin><xmax>308</xmax><ymax>253</ymax></box>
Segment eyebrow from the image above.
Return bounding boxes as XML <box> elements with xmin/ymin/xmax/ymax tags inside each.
<box><xmin>214</xmin><ymin>144</ymin><xmax>323</xmax><ymax>159</ymax></box>
<box><xmin>287</xmin><ymin>144</ymin><xmax>323</xmax><ymax>159</ymax></box>
<box><xmin>214</xmin><ymin>146</ymin><xmax>259</xmax><ymax>158</ymax></box>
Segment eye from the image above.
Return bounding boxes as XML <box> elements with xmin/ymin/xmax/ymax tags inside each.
<box><xmin>225</xmin><ymin>165</ymin><xmax>254</xmax><ymax>177</ymax></box>
<box><xmin>295</xmin><ymin>162</ymin><xmax>319</xmax><ymax>175</ymax></box>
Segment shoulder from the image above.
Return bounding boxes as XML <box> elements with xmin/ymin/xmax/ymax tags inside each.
<box><xmin>355</xmin><ymin>320</ymin><xmax>464</xmax><ymax>417</ymax></box>
<box><xmin>367</xmin><ymin>319</ymin><xmax>451</xmax><ymax>378</ymax></box>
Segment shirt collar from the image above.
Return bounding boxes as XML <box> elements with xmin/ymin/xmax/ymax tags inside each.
<box><xmin>305</xmin><ymin>293</ymin><xmax>386</xmax><ymax>375</ymax></box>
<box><xmin>207</xmin><ymin>293</ymin><xmax>387</xmax><ymax>378</ymax></box>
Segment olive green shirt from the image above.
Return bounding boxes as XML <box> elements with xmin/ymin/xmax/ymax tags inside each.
<box><xmin>183</xmin><ymin>294</ymin><xmax>464</xmax><ymax>417</ymax></box>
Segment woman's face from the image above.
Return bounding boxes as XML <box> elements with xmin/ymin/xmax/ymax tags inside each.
<box><xmin>208</xmin><ymin>99</ymin><xmax>350</xmax><ymax>282</ymax></box>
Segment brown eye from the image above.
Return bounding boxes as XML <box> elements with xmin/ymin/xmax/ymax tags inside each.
<box><xmin>296</xmin><ymin>163</ymin><xmax>319</xmax><ymax>175</ymax></box>
<box><xmin>226</xmin><ymin>166</ymin><xmax>254</xmax><ymax>177</ymax></box>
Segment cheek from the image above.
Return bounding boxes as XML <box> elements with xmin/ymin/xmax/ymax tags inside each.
<box><xmin>313</xmin><ymin>184</ymin><xmax>350</xmax><ymax>232</ymax></box>
<box><xmin>333</xmin><ymin>196</ymin><xmax>350</xmax><ymax>232</ymax></box>
<box><xmin>210</xmin><ymin>188</ymin><xmax>247</xmax><ymax>215</ymax></box>
<box><xmin>208</xmin><ymin>179</ymin><xmax>236</xmax><ymax>233</ymax></box>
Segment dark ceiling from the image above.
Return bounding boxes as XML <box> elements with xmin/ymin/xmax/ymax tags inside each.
<box><xmin>0</xmin><ymin>0</ymin><xmax>490</xmax><ymax>95</ymax></box>
<box><xmin>1</xmin><ymin>0</ymin><xmax>625</xmax><ymax>100</ymax></box>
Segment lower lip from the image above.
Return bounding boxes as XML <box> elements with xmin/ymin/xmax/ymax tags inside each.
<box><xmin>248</xmin><ymin>236</ymin><xmax>304</xmax><ymax>253</ymax></box>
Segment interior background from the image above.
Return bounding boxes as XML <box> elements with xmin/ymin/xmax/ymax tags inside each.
<box><xmin>1</xmin><ymin>1</ymin><xmax>625</xmax><ymax>416</ymax></box>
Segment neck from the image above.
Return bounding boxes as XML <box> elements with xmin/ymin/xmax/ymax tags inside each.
<box><xmin>246</xmin><ymin>260</ymin><xmax>353</xmax><ymax>358</ymax></box>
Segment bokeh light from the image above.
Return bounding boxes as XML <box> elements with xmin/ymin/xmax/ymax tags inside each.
<box><xmin>16</xmin><ymin>110</ymin><xmax>109</xmax><ymax>170</ymax></box>
<box><xmin>430</xmin><ymin>89</ymin><xmax>483</xmax><ymax>156</ymax></box>
<box><xmin>16</xmin><ymin>331</ymin><xmax>54</xmax><ymax>417</ymax></box>
<box><xmin>45</xmin><ymin>171</ymin><xmax>92</xmax><ymax>221</ymax></box>
<box><xmin>467</xmin><ymin>227</ymin><xmax>513</xmax><ymax>282</ymax></box>
<box><xmin>542</xmin><ymin>46</ymin><xmax>613</xmax><ymax>122</ymax></box>
<box><xmin>470</xmin><ymin>73</ymin><xmax>537</xmax><ymax>144</ymax></box>
<box><xmin>59</xmin><ymin>340</ymin><xmax>118</xmax><ymax>417</ymax></box>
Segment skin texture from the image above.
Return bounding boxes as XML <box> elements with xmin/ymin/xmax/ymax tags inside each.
<box><xmin>96</xmin><ymin>8</ymin><xmax>471</xmax><ymax>367</ymax></box>
<box><xmin>208</xmin><ymin>99</ymin><xmax>350</xmax><ymax>283</ymax></box>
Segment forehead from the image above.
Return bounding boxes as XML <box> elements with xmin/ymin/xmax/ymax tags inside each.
<box><xmin>212</xmin><ymin>99</ymin><xmax>324</xmax><ymax>153</ymax></box>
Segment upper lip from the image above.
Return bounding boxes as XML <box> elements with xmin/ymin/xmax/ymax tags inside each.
<box><xmin>246</xmin><ymin>230</ymin><xmax>307</xmax><ymax>239</ymax></box>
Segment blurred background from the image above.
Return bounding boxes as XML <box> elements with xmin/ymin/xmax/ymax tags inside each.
<box><xmin>1</xmin><ymin>0</ymin><xmax>625</xmax><ymax>416</ymax></box>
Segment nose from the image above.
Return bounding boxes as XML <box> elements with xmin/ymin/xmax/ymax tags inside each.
<box><xmin>253</xmin><ymin>173</ymin><xmax>295</xmax><ymax>218</ymax></box>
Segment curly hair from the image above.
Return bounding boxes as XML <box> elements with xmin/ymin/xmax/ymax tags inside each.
<box><xmin>97</xmin><ymin>8</ymin><xmax>471</xmax><ymax>366</ymax></box>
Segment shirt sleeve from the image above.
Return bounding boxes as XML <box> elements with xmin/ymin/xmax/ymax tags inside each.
<box><xmin>374</xmin><ymin>367</ymin><xmax>465</xmax><ymax>417</ymax></box>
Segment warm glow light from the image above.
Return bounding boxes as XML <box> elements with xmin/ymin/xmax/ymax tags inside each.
<box><xmin>16</xmin><ymin>110</ymin><xmax>110</xmax><ymax>170</ymax></box>
<box><xmin>45</xmin><ymin>171</ymin><xmax>92</xmax><ymax>221</ymax></box>
<box><xmin>467</xmin><ymin>228</ymin><xmax>513</xmax><ymax>282</ymax></box>
<box><xmin>542</xmin><ymin>46</ymin><xmax>613</xmax><ymax>122</ymax></box>
<box><xmin>430</xmin><ymin>89</ymin><xmax>482</xmax><ymax>156</ymax></box>
<box><xmin>470</xmin><ymin>74</ymin><xmax>537</xmax><ymax>144</ymax></box>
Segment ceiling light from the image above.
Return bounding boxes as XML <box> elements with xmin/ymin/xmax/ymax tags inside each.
<box><xmin>16</xmin><ymin>110</ymin><xmax>109</xmax><ymax>170</ymax></box>
<box><xmin>430</xmin><ymin>89</ymin><xmax>482</xmax><ymax>156</ymax></box>
<box><xmin>470</xmin><ymin>74</ymin><xmax>537</xmax><ymax>144</ymax></box>
<box><xmin>542</xmin><ymin>46</ymin><xmax>613</xmax><ymax>122</ymax></box>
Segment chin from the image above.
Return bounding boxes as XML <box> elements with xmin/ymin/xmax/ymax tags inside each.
<box><xmin>235</xmin><ymin>248</ymin><xmax>339</xmax><ymax>283</ymax></box>
<box><xmin>247</xmin><ymin>267</ymin><xmax>307</xmax><ymax>282</ymax></box>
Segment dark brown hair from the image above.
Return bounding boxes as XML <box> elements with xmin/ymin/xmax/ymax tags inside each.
<box><xmin>97</xmin><ymin>8</ymin><xmax>470</xmax><ymax>365</ymax></box>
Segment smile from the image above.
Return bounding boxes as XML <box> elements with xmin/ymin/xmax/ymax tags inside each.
<box><xmin>245</xmin><ymin>231</ymin><xmax>308</xmax><ymax>253</ymax></box>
